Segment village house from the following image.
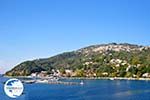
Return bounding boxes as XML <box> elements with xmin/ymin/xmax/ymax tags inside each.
<box><xmin>142</xmin><ymin>73</ymin><xmax>150</xmax><ymax>78</ymax></box>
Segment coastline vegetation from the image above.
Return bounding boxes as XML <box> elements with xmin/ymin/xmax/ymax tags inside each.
<box><xmin>5</xmin><ymin>43</ymin><xmax>150</xmax><ymax>79</ymax></box>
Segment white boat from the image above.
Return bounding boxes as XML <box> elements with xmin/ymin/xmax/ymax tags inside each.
<box><xmin>48</xmin><ymin>77</ymin><xmax>59</xmax><ymax>82</ymax></box>
<box><xmin>80</xmin><ymin>81</ymin><xmax>84</xmax><ymax>85</ymax></box>
<box><xmin>22</xmin><ymin>80</ymin><xmax>36</xmax><ymax>84</ymax></box>
<box><xmin>36</xmin><ymin>79</ymin><xmax>48</xmax><ymax>83</ymax></box>
<box><xmin>110</xmin><ymin>78</ymin><xmax>114</xmax><ymax>80</ymax></box>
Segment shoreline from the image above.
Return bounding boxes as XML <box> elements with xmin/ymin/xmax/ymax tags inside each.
<box><xmin>4</xmin><ymin>76</ymin><xmax>150</xmax><ymax>81</ymax></box>
<box><xmin>61</xmin><ymin>77</ymin><xmax>150</xmax><ymax>81</ymax></box>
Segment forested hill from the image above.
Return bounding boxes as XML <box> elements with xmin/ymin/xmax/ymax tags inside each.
<box><xmin>5</xmin><ymin>43</ymin><xmax>150</xmax><ymax>77</ymax></box>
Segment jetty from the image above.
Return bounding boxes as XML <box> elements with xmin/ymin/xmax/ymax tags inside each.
<box><xmin>21</xmin><ymin>77</ymin><xmax>83</xmax><ymax>85</ymax></box>
<box><xmin>46</xmin><ymin>81</ymin><xmax>80</xmax><ymax>85</ymax></box>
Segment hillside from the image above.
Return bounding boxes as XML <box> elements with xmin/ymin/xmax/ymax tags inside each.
<box><xmin>5</xmin><ymin>43</ymin><xmax>150</xmax><ymax>78</ymax></box>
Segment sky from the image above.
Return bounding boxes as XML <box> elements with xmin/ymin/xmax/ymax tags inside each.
<box><xmin>0</xmin><ymin>0</ymin><xmax>150</xmax><ymax>74</ymax></box>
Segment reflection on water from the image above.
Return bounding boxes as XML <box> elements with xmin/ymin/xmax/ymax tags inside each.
<box><xmin>115</xmin><ymin>90</ymin><xmax>150</xmax><ymax>96</ymax></box>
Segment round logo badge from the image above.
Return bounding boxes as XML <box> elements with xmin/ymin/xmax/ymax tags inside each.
<box><xmin>4</xmin><ymin>78</ymin><xmax>24</xmax><ymax>98</ymax></box>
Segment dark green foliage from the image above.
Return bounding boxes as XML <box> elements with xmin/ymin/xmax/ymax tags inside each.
<box><xmin>128</xmin><ymin>66</ymin><xmax>138</xmax><ymax>75</ymax></box>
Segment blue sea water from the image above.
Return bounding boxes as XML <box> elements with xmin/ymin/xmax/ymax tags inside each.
<box><xmin>0</xmin><ymin>77</ymin><xmax>150</xmax><ymax>100</ymax></box>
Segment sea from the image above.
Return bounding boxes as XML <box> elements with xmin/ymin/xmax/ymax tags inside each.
<box><xmin>0</xmin><ymin>77</ymin><xmax>150</xmax><ymax>100</ymax></box>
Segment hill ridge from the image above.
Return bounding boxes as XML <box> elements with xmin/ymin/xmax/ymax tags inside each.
<box><xmin>5</xmin><ymin>43</ymin><xmax>150</xmax><ymax>78</ymax></box>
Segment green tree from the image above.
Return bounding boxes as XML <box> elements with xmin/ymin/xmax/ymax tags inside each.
<box><xmin>59</xmin><ymin>68</ymin><xmax>66</xmax><ymax>74</ymax></box>
<box><xmin>75</xmin><ymin>69</ymin><xmax>85</xmax><ymax>77</ymax></box>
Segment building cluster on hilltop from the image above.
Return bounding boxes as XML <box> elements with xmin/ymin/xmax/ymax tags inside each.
<box><xmin>78</xmin><ymin>44</ymin><xmax>150</xmax><ymax>55</ymax></box>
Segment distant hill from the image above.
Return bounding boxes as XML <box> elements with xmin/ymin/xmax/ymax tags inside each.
<box><xmin>5</xmin><ymin>43</ymin><xmax>150</xmax><ymax>78</ymax></box>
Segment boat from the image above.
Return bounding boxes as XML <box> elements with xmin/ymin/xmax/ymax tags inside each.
<box><xmin>109</xmin><ymin>78</ymin><xmax>114</xmax><ymax>80</ymax></box>
<box><xmin>22</xmin><ymin>80</ymin><xmax>36</xmax><ymax>84</ymax></box>
<box><xmin>80</xmin><ymin>81</ymin><xmax>84</xmax><ymax>85</ymax></box>
<box><xmin>48</xmin><ymin>77</ymin><xmax>59</xmax><ymax>82</ymax></box>
<box><xmin>36</xmin><ymin>79</ymin><xmax>48</xmax><ymax>83</ymax></box>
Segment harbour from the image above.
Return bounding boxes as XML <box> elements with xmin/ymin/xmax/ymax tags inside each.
<box><xmin>1</xmin><ymin>77</ymin><xmax>150</xmax><ymax>100</ymax></box>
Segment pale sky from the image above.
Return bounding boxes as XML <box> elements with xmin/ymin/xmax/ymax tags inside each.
<box><xmin>0</xmin><ymin>0</ymin><xmax>150</xmax><ymax>74</ymax></box>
